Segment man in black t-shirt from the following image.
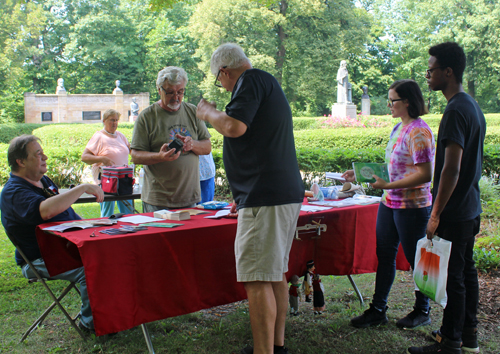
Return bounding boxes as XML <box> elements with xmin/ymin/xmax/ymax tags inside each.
<box><xmin>197</xmin><ymin>43</ymin><xmax>304</xmax><ymax>354</ymax></box>
<box><xmin>407</xmin><ymin>43</ymin><xmax>486</xmax><ymax>354</ymax></box>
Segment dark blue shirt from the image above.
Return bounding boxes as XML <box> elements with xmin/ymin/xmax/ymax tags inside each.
<box><xmin>1</xmin><ymin>174</ymin><xmax>81</xmax><ymax>265</ymax></box>
<box><xmin>223</xmin><ymin>69</ymin><xmax>304</xmax><ymax>209</ymax></box>
<box><xmin>433</xmin><ymin>92</ymin><xmax>486</xmax><ymax>222</ymax></box>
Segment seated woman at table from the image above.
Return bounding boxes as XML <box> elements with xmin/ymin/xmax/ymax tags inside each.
<box><xmin>81</xmin><ymin>108</ymin><xmax>133</xmax><ymax>217</ymax></box>
<box><xmin>342</xmin><ymin>79</ymin><xmax>435</xmax><ymax>329</ymax></box>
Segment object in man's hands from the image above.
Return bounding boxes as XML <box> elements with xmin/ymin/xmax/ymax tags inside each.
<box><xmin>153</xmin><ymin>209</ymin><xmax>191</xmax><ymax>221</ymax></box>
<box><xmin>168</xmin><ymin>138</ymin><xmax>184</xmax><ymax>153</ymax></box>
<box><xmin>352</xmin><ymin>162</ymin><xmax>389</xmax><ymax>183</ymax></box>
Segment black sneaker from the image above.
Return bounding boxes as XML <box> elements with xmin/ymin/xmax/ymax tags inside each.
<box><xmin>396</xmin><ymin>307</ymin><xmax>431</xmax><ymax>329</ymax></box>
<box><xmin>408</xmin><ymin>332</ymin><xmax>462</xmax><ymax>354</ymax></box>
<box><xmin>431</xmin><ymin>329</ymin><xmax>479</xmax><ymax>354</ymax></box>
<box><xmin>350</xmin><ymin>303</ymin><xmax>388</xmax><ymax>328</ymax></box>
<box><xmin>407</xmin><ymin>342</ymin><xmax>461</xmax><ymax>354</ymax></box>
<box><xmin>461</xmin><ymin>327</ymin><xmax>479</xmax><ymax>353</ymax></box>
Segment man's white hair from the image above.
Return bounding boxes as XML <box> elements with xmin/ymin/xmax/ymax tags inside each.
<box><xmin>210</xmin><ymin>43</ymin><xmax>251</xmax><ymax>76</ymax></box>
<box><xmin>156</xmin><ymin>66</ymin><xmax>188</xmax><ymax>90</ymax></box>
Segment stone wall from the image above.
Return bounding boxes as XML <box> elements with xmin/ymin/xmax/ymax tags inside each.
<box><xmin>24</xmin><ymin>91</ymin><xmax>150</xmax><ymax>124</ymax></box>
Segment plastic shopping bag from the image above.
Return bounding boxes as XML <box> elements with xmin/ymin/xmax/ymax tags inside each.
<box><xmin>413</xmin><ymin>236</ymin><xmax>452</xmax><ymax>308</ymax></box>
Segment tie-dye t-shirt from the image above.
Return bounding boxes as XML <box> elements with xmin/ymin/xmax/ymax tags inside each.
<box><xmin>382</xmin><ymin>118</ymin><xmax>435</xmax><ymax>209</ymax></box>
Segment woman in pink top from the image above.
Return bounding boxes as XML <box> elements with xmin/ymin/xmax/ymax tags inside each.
<box><xmin>343</xmin><ymin>80</ymin><xmax>435</xmax><ymax>330</ymax></box>
<box><xmin>82</xmin><ymin>109</ymin><xmax>132</xmax><ymax>217</ymax></box>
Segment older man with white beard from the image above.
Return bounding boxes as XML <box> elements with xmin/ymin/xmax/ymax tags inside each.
<box><xmin>131</xmin><ymin>66</ymin><xmax>211</xmax><ymax>211</ymax></box>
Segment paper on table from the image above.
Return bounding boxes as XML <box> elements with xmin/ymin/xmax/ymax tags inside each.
<box><xmin>43</xmin><ymin>221</ymin><xmax>94</xmax><ymax>232</ymax></box>
<box><xmin>300</xmin><ymin>205</ymin><xmax>333</xmax><ymax>212</ymax></box>
<box><xmin>204</xmin><ymin>210</ymin><xmax>231</xmax><ymax>219</ymax></box>
<box><xmin>325</xmin><ymin>172</ymin><xmax>346</xmax><ymax>183</ymax></box>
<box><xmin>117</xmin><ymin>215</ymin><xmax>164</xmax><ymax>224</ymax></box>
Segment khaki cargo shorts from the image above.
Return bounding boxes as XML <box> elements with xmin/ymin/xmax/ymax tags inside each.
<box><xmin>235</xmin><ymin>203</ymin><xmax>301</xmax><ymax>282</ymax></box>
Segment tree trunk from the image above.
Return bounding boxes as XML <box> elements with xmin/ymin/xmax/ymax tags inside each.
<box><xmin>467</xmin><ymin>52</ymin><xmax>475</xmax><ymax>99</ymax></box>
<box><xmin>275</xmin><ymin>0</ymin><xmax>288</xmax><ymax>85</ymax></box>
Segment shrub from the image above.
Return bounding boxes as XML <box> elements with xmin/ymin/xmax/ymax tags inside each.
<box><xmin>293</xmin><ymin>118</ymin><xmax>318</xmax><ymax>130</ymax></box>
<box><xmin>0</xmin><ymin>123</ymin><xmax>44</xmax><ymax>144</ymax></box>
<box><xmin>479</xmin><ymin>176</ymin><xmax>500</xmax><ymax>204</ymax></box>
<box><xmin>33</xmin><ymin>123</ymin><xmax>135</xmax><ymax>147</ymax></box>
<box><xmin>474</xmin><ymin>247</ymin><xmax>500</xmax><ymax>273</ymax></box>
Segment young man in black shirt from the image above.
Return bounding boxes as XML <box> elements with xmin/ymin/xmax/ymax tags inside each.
<box><xmin>407</xmin><ymin>42</ymin><xmax>486</xmax><ymax>354</ymax></box>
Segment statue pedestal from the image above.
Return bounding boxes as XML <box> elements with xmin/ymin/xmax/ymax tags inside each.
<box><xmin>361</xmin><ymin>98</ymin><xmax>370</xmax><ymax>116</ymax></box>
<box><xmin>331</xmin><ymin>103</ymin><xmax>357</xmax><ymax>119</ymax></box>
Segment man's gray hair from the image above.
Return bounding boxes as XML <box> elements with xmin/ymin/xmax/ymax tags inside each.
<box><xmin>8</xmin><ymin>135</ymin><xmax>40</xmax><ymax>172</ymax></box>
<box><xmin>210</xmin><ymin>43</ymin><xmax>251</xmax><ymax>76</ymax></box>
<box><xmin>156</xmin><ymin>66</ymin><xmax>188</xmax><ymax>90</ymax></box>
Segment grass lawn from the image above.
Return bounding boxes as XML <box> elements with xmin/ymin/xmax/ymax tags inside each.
<box><xmin>1</xmin><ymin>203</ymin><xmax>499</xmax><ymax>354</ymax></box>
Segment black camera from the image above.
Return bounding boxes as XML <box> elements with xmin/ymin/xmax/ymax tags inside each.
<box><xmin>168</xmin><ymin>138</ymin><xmax>184</xmax><ymax>153</ymax></box>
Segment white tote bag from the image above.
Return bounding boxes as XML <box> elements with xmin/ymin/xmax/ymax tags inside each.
<box><xmin>413</xmin><ymin>236</ymin><xmax>452</xmax><ymax>308</ymax></box>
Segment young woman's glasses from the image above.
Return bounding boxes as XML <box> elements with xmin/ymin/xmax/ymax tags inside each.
<box><xmin>387</xmin><ymin>98</ymin><xmax>403</xmax><ymax>107</ymax></box>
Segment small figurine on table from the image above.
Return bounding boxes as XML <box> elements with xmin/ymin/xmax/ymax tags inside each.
<box><xmin>302</xmin><ymin>260</ymin><xmax>315</xmax><ymax>303</ymax></box>
<box><xmin>312</xmin><ymin>273</ymin><xmax>326</xmax><ymax>314</ymax></box>
<box><xmin>289</xmin><ymin>275</ymin><xmax>301</xmax><ymax>316</ymax></box>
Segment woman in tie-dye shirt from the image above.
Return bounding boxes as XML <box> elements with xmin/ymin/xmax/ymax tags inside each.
<box><xmin>343</xmin><ymin>80</ymin><xmax>435</xmax><ymax>330</ymax></box>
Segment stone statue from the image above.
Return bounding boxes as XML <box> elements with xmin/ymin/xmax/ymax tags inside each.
<box><xmin>113</xmin><ymin>80</ymin><xmax>123</xmax><ymax>94</ymax></box>
<box><xmin>362</xmin><ymin>86</ymin><xmax>369</xmax><ymax>99</ymax></box>
<box><xmin>56</xmin><ymin>78</ymin><xmax>66</xmax><ymax>94</ymax></box>
<box><xmin>336</xmin><ymin>61</ymin><xmax>352</xmax><ymax>103</ymax></box>
<box><xmin>130</xmin><ymin>97</ymin><xmax>139</xmax><ymax>116</ymax></box>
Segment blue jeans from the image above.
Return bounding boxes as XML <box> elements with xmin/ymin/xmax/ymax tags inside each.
<box><xmin>200</xmin><ymin>177</ymin><xmax>215</xmax><ymax>203</ymax></box>
<box><xmin>100</xmin><ymin>200</ymin><xmax>133</xmax><ymax>217</ymax></box>
<box><xmin>22</xmin><ymin>258</ymin><xmax>93</xmax><ymax>329</ymax></box>
<box><xmin>438</xmin><ymin>216</ymin><xmax>480</xmax><ymax>341</ymax></box>
<box><xmin>372</xmin><ymin>203</ymin><xmax>431</xmax><ymax>311</ymax></box>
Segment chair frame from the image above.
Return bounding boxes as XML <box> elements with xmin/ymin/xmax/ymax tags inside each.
<box><xmin>6</xmin><ymin>233</ymin><xmax>87</xmax><ymax>342</ymax></box>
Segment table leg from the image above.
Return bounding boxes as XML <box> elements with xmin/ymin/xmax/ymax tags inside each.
<box><xmin>347</xmin><ymin>275</ymin><xmax>365</xmax><ymax>307</ymax></box>
<box><xmin>122</xmin><ymin>200</ymin><xmax>140</xmax><ymax>214</ymax></box>
<box><xmin>141</xmin><ymin>324</ymin><xmax>155</xmax><ymax>354</ymax></box>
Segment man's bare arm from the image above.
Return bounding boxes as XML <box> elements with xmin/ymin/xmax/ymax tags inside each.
<box><xmin>426</xmin><ymin>141</ymin><xmax>463</xmax><ymax>238</ymax></box>
<box><xmin>39</xmin><ymin>184</ymin><xmax>104</xmax><ymax>220</ymax></box>
<box><xmin>197</xmin><ymin>99</ymin><xmax>247</xmax><ymax>138</ymax></box>
<box><xmin>131</xmin><ymin>146</ymin><xmax>180</xmax><ymax>165</ymax></box>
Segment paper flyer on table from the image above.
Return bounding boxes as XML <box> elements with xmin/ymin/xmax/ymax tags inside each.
<box><xmin>300</xmin><ymin>205</ymin><xmax>333</xmax><ymax>212</ymax></box>
<box><xmin>117</xmin><ymin>215</ymin><xmax>164</xmax><ymax>224</ymax></box>
<box><xmin>204</xmin><ymin>210</ymin><xmax>231</xmax><ymax>219</ymax></box>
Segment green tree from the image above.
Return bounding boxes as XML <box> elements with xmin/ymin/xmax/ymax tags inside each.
<box><xmin>374</xmin><ymin>0</ymin><xmax>500</xmax><ymax>113</ymax></box>
<box><xmin>143</xmin><ymin>0</ymin><xmax>203</xmax><ymax>105</ymax></box>
<box><xmin>189</xmin><ymin>0</ymin><xmax>372</xmax><ymax>116</ymax></box>
<box><xmin>0</xmin><ymin>0</ymin><xmax>47</xmax><ymax>122</ymax></box>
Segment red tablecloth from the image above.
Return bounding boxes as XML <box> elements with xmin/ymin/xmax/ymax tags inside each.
<box><xmin>36</xmin><ymin>203</ymin><xmax>410</xmax><ymax>336</ymax></box>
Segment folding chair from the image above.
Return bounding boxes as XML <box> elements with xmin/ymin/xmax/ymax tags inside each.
<box><xmin>6</xmin><ymin>233</ymin><xmax>87</xmax><ymax>342</ymax></box>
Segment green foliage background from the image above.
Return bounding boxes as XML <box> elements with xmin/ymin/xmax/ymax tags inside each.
<box><xmin>2</xmin><ymin>0</ymin><xmax>500</xmax><ymax>122</ymax></box>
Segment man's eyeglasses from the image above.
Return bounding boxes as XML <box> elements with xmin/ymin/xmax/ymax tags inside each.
<box><xmin>387</xmin><ymin>98</ymin><xmax>404</xmax><ymax>107</ymax></box>
<box><xmin>214</xmin><ymin>66</ymin><xmax>228</xmax><ymax>88</ymax></box>
<box><xmin>426</xmin><ymin>66</ymin><xmax>446</xmax><ymax>77</ymax></box>
<box><xmin>160</xmin><ymin>86</ymin><xmax>185</xmax><ymax>97</ymax></box>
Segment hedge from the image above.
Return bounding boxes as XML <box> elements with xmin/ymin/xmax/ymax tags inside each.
<box><xmin>210</xmin><ymin>125</ymin><xmax>500</xmax><ymax>150</ymax></box>
<box><xmin>1</xmin><ymin>122</ymin><xmax>499</xmax><ymax>188</ymax></box>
